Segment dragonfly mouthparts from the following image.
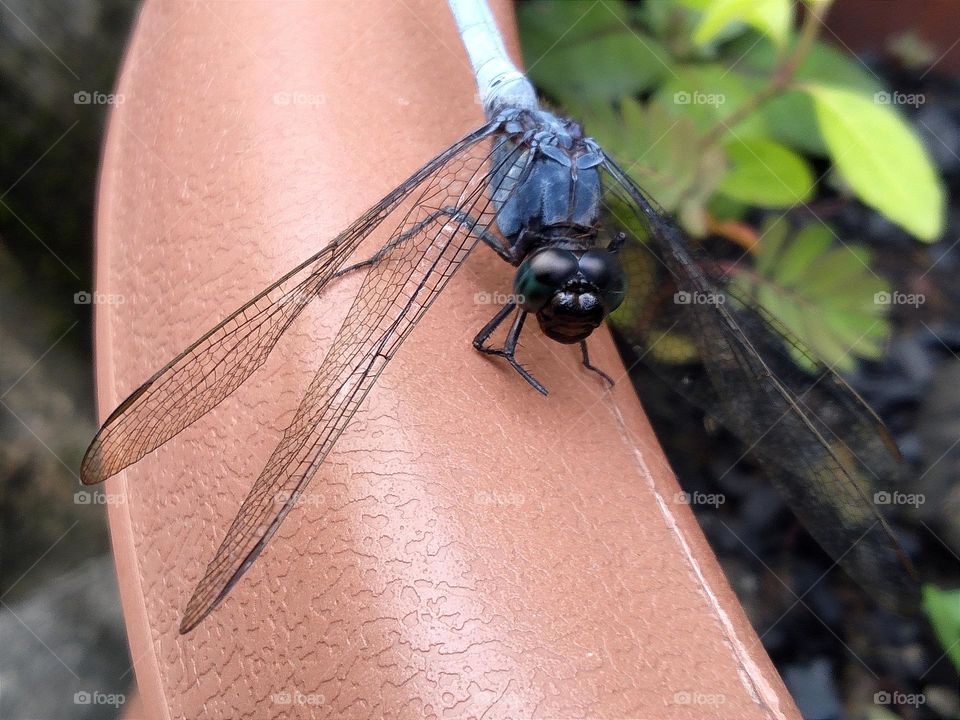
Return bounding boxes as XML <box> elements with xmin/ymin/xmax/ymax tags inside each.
<box><xmin>535</xmin><ymin>288</ymin><xmax>606</xmax><ymax>344</ymax></box>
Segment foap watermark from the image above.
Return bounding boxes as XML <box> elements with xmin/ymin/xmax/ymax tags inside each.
<box><xmin>274</xmin><ymin>490</ymin><xmax>326</xmax><ymax>507</ymax></box>
<box><xmin>74</xmin><ymin>489</ymin><xmax>126</xmax><ymax>506</ymax></box>
<box><xmin>74</xmin><ymin>90</ymin><xmax>125</xmax><ymax>106</ymax></box>
<box><xmin>474</xmin><ymin>490</ymin><xmax>525</xmax><ymax>507</ymax></box>
<box><xmin>675</xmin><ymin>490</ymin><xmax>725</xmax><ymax>508</ymax></box>
<box><xmin>74</xmin><ymin>691</ymin><xmax>125</xmax><ymax>708</ymax></box>
<box><xmin>674</xmin><ymin>290</ymin><xmax>724</xmax><ymax>305</ymax></box>
<box><xmin>874</xmin><ymin>290</ymin><xmax>924</xmax><ymax>308</ymax></box>
<box><xmin>874</xmin><ymin>490</ymin><xmax>924</xmax><ymax>508</ymax></box>
<box><xmin>272</xmin><ymin>690</ymin><xmax>326</xmax><ymax>707</ymax></box>
<box><xmin>74</xmin><ymin>290</ymin><xmax>126</xmax><ymax>306</ymax></box>
<box><xmin>874</xmin><ymin>90</ymin><xmax>925</xmax><ymax>108</ymax></box>
<box><xmin>673</xmin><ymin>90</ymin><xmax>725</xmax><ymax>108</ymax></box>
<box><xmin>673</xmin><ymin>691</ymin><xmax>726</xmax><ymax>707</ymax></box>
<box><xmin>874</xmin><ymin>690</ymin><xmax>926</xmax><ymax>708</ymax></box>
<box><xmin>273</xmin><ymin>91</ymin><xmax>325</xmax><ymax>108</ymax></box>
<box><xmin>475</xmin><ymin>291</ymin><xmax>524</xmax><ymax>306</ymax></box>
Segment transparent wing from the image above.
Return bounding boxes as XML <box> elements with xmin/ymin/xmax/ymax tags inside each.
<box><xmin>601</xmin><ymin>155</ymin><xmax>919</xmax><ymax>610</ymax></box>
<box><xmin>177</xmin><ymin>137</ymin><xmax>532</xmax><ymax>632</ymax></box>
<box><xmin>80</xmin><ymin>121</ymin><xmax>499</xmax><ymax>486</ymax></box>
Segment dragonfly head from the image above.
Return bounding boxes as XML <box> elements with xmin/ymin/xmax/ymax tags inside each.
<box><xmin>514</xmin><ymin>247</ymin><xmax>626</xmax><ymax>344</ymax></box>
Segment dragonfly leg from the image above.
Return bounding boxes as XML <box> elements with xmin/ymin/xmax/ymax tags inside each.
<box><xmin>608</xmin><ymin>230</ymin><xmax>627</xmax><ymax>252</ymax></box>
<box><xmin>332</xmin><ymin>206</ymin><xmax>514</xmax><ymax>283</ymax></box>
<box><xmin>473</xmin><ymin>303</ymin><xmax>548</xmax><ymax>395</ymax></box>
<box><xmin>473</xmin><ymin>223</ymin><xmax>519</xmax><ymax>264</ymax></box>
<box><xmin>472</xmin><ymin>301</ymin><xmax>515</xmax><ymax>347</ymax></box>
<box><xmin>433</xmin><ymin>205</ymin><xmax>518</xmax><ymax>264</ymax></box>
<box><xmin>580</xmin><ymin>341</ymin><xmax>615</xmax><ymax>388</ymax></box>
<box><xmin>418</xmin><ymin>206</ymin><xmax>518</xmax><ymax>263</ymax></box>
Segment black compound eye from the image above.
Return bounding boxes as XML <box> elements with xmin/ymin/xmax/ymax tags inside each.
<box><xmin>514</xmin><ymin>249</ymin><xmax>579</xmax><ymax>312</ymax></box>
<box><xmin>578</xmin><ymin>250</ymin><xmax>626</xmax><ymax>311</ymax></box>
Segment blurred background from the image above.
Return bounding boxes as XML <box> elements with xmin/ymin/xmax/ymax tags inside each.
<box><xmin>2</xmin><ymin>2</ymin><xmax>138</xmax><ymax>720</ymax></box>
<box><xmin>0</xmin><ymin>1</ymin><xmax>957</xmax><ymax>719</ymax></box>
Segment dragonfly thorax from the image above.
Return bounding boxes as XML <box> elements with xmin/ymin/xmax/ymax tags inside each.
<box><xmin>514</xmin><ymin>246</ymin><xmax>626</xmax><ymax>344</ymax></box>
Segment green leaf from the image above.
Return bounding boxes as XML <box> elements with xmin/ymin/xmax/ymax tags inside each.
<box><xmin>794</xmin><ymin>39</ymin><xmax>878</xmax><ymax>89</ymax></box>
<box><xmin>539</xmin><ymin>33</ymin><xmax>669</xmax><ymax>108</ymax></box>
<box><xmin>732</xmin><ymin>220</ymin><xmax>890</xmax><ymax>371</ymax></box>
<box><xmin>922</xmin><ymin>585</ymin><xmax>960</xmax><ymax>674</ymax></box>
<box><xmin>693</xmin><ymin>0</ymin><xmax>792</xmax><ymax>48</ymax></box>
<box><xmin>723</xmin><ymin>38</ymin><xmax>882</xmax><ymax>155</ymax></box>
<box><xmin>640</xmin><ymin>0</ymin><xmax>703</xmax><ymax>39</ymax></box>
<box><xmin>518</xmin><ymin>0</ymin><xmax>628</xmax><ymax>54</ymax></box>
<box><xmin>801</xmin><ymin>243</ymin><xmax>873</xmax><ymax>297</ymax></box>
<box><xmin>760</xmin><ymin>92</ymin><xmax>824</xmax><ymax>155</ymax></box>
<box><xmin>656</xmin><ymin>63</ymin><xmax>767</xmax><ymax>140</ymax></box>
<box><xmin>754</xmin><ymin>214</ymin><xmax>790</xmax><ymax>276</ymax></box>
<box><xmin>807</xmin><ymin>84</ymin><xmax>945</xmax><ymax>241</ymax></box>
<box><xmin>718</xmin><ymin>137</ymin><xmax>814</xmax><ymax>206</ymax></box>
<box><xmin>778</xmin><ymin>223</ymin><xmax>833</xmax><ymax>281</ymax></box>
<box><xmin>706</xmin><ymin>193</ymin><xmax>750</xmax><ymax>221</ymax></box>
<box><xmin>518</xmin><ymin>1</ymin><xmax>668</xmax><ymax>109</ymax></box>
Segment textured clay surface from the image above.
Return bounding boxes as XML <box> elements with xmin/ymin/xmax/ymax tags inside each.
<box><xmin>95</xmin><ymin>1</ymin><xmax>802</xmax><ymax>718</ymax></box>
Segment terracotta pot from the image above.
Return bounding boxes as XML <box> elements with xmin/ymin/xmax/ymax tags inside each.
<box><xmin>97</xmin><ymin>1</ymin><xmax>801</xmax><ymax>717</ymax></box>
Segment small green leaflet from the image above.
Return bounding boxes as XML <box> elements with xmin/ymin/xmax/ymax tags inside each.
<box><xmin>922</xmin><ymin>584</ymin><xmax>960</xmax><ymax>674</ymax></box>
<box><xmin>732</xmin><ymin>218</ymin><xmax>890</xmax><ymax>372</ymax></box>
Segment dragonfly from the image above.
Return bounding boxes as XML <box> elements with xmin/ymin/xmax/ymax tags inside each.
<box><xmin>81</xmin><ymin>0</ymin><xmax>917</xmax><ymax>633</ymax></box>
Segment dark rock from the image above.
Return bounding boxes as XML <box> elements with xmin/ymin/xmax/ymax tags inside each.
<box><xmin>914</xmin><ymin>103</ymin><xmax>960</xmax><ymax>175</ymax></box>
<box><xmin>0</xmin><ymin>556</ymin><xmax>131</xmax><ymax>720</ymax></box>
<box><xmin>914</xmin><ymin>359</ymin><xmax>960</xmax><ymax>553</ymax></box>
<box><xmin>782</xmin><ymin>658</ymin><xmax>842</xmax><ymax>720</ymax></box>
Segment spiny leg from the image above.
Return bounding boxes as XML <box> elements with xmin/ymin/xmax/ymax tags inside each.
<box><xmin>580</xmin><ymin>341</ymin><xmax>615</xmax><ymax>388</ymax></box>
<box><xmin>472</xmin><ymin>301</ymin><xmax>515</xmax><ymax>349</ymax></box>
<box><xmin>473</xmin><ymin>304</ymin><xmax>548</xmax><ymax>396</ymax></box>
